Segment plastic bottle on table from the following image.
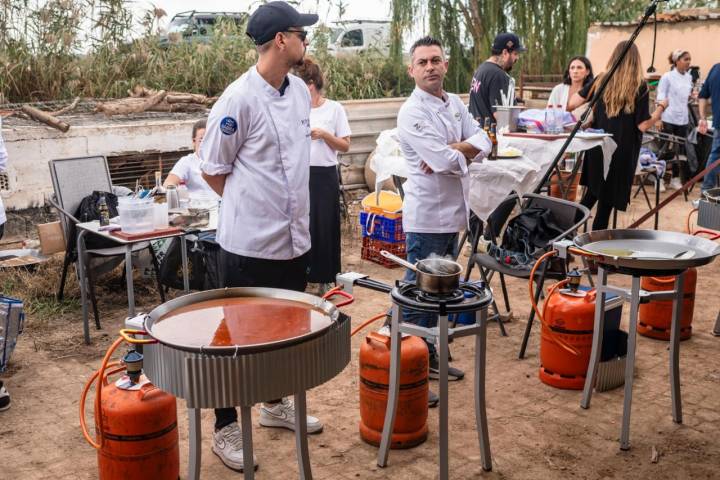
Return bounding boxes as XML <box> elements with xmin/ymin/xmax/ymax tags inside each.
<box><xmin>555</xmin><ymin>105</ymin><xmax>565</xmax><ymax>133</ymax></box>
<box><xmin>545</xmin><ymin>105</ymin><xmax>555</xmax><ymax>134</ymax></box>
<box><xmin>177</xmin><ymin>181</ymin><xmax>189</xmax><ymax>204</ymax></box>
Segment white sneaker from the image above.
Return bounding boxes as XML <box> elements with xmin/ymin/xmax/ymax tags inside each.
<box><xmin>657</xmin><ymin>182</ymin><xmax>666</xmax><ymax>192</ymax></box>
<box><xmin>669</xmin><ymin>177</ymin><xmax>683</xmax><ymax>190</ymax></box>
<box><xmin>212</xmin><ymin>422</ymin><xmax>258</xmax><ymax>472</ymax></box>
<box><xmin>0</xmin><ymin>381</ymin><xmax>10</xmax><ymax>412</ymax></box>
<box><xmin>259</xmin><ymin>398</ymin><xmax>323</xmax><ymax>434</ymax></box>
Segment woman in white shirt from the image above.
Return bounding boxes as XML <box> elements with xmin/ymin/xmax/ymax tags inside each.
<box><xmin>656</xmin><ymin>49</ymin><xmax>693</xmax><ymax>190</ymax></box>
<box><xmin>164</xmin><ymin>119</ymin><xmax>218</xmax><ymax>198</ymax></box>
<box><xmin>548</xmin><ymin>56</ymin><xmax>594</xmax><ymax>115</ymax></box>
<box><xmin>296</xmin><ymin>59</ymin><xmax>351</xmax><ymax>293</ymax></box>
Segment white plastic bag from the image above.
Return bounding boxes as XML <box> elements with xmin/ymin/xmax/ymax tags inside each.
<box><xmin>370</xmin><ymin>129</ymin><xmax>408</xmax><ymax>191</ymax></box>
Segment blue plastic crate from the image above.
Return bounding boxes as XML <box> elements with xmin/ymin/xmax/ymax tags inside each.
<box><xmin>359</xmin><ymin>211</ymin><xmax>405</xmax><ymax>243</ymax></box>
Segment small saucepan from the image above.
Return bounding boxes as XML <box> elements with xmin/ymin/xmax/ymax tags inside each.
<box><xmin>380</xmin><ymin>250</ymin><xmax>463</xmax><ymax>295</ymax></box>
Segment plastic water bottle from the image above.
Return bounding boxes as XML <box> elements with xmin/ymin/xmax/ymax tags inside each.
<box><xmin>545</xmin><ymin>105</ymin><xmax>555</xmax><ymax>134</ymax></box>
<box><xmin>555</xmin><ymin>105</ymin><xmax>565</xmax><ymax>133</ymax></box>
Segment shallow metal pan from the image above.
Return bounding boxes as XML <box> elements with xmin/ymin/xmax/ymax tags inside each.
<box><xmin>143</xmin><ymin>287</ymin><xmax>341</xmax><ymax>355</ymax></box>
<box><xmin>573</xmin><ymin>229</ymin><xmax>720</xmax><ymax>272</ymax></box>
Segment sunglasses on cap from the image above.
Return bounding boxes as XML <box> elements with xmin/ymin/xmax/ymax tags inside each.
<box><xmin>284</xmin><ymin>29</ymin><xmax>308</xmax><ymax>42</ymax></box>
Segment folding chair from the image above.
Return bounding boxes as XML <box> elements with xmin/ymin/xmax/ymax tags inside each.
<box><xmin>466</xmin><ymin>193</ymin><xmax>590</xmax><ymax>358</ymax></box>
<box><xmin>48</xmin><ymin>156</ymin><xmax>165</xmax><ymax>331</ymax></box>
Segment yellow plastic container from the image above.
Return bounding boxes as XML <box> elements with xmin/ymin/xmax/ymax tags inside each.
<box><xmin>361</xmin><ymin>190</ymin><xmax>403</xmax><ymax>219</ymax></box>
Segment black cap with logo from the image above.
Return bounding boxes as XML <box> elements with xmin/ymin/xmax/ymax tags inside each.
<box><xmin>246</xmin><ymin>1</ymin><xmax>319</xmax><ymax>46</ymax></box>
<box><xmin>492</xmin><ymin>32</ymin><xmax>527</xmax><ymax>53</ymax></box>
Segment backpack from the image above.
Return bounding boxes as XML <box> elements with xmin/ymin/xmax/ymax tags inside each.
<box><xmin>158</xmin><ymin>237</ymin><xmax>207</xmax><ymax>291</ymax></box>
<box><xmin>494</xmin><ymin>206</ymin><xmax>566</xmax><ymax>269</ymax></box>
<box><xmin>66</xmin><ymin>191</ymin><xmax>120</xmax><ymax>261</ymax></box>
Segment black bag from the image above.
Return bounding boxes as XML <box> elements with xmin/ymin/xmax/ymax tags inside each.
<box><xmin>496</xmin><ymin>206</ymin><xmax>566</xmax><ymax>268</ymax></box>
<box><xmin>159</xmin><ymin>237</ymin><xmax>206</xmax><ymax>291</ymax></box>
<box><xmin>66</xmin><ymin>191</ymin><xmax>120</xmax><ymax>260</ymax></box>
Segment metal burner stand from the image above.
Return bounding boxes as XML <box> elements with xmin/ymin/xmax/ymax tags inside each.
<box><xmin>337</xmin><ymin>274</ymin><xmax>494</xmax><ymax>479</ymax></box>
<box><xmin>580</xmin><ymin>266</ymin><xmax>686</xmax><ymax>450</ymax></box>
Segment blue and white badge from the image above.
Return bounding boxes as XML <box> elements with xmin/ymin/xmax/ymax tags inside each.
<box><xmin>220</xmin><ymin>116</ymin><xmax>238</xmax><ymax>135</ymax></box>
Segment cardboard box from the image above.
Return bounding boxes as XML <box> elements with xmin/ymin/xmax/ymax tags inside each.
<box><xmin>36</xmin><ymin>221</ymin><xmax>65</xmax><ymax>255</ymax></box>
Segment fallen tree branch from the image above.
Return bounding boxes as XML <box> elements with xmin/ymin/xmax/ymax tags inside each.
<box><xmin>48</xmin><ymin>96</ymin><xmax>81</xmax><ymax>116</ymax></box>
<box><xmin>20</xmin><ymin>104</ymin><xmax>70</xmax><ymax>132</ymax></box>
<box><xmin>95</xmin><ymin>90</ymin><xmax>167</xmax><ymax>116</ymax></box>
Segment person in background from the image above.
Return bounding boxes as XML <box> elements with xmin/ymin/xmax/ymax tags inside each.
<box><xmin>295</xmin><ymin>58</ymin><xmax>351</xmax><ymax>294</ymax></box>
<box><xmin>164</xmin><ymin>119</ymin><xmax>218</xmax><ymax>198</ymax></box>
<box><xmin>698</xmin><ymin>61</ymin><xmax>720</xmax><ymax>193</ymax></box>
<box><xmin>656</xmin><ymin>49</ymin><xmax>694</xmax><ymax>190</ymax></box>
<box><xmin>398</xmin><ymin>36</ymin><xmax>492</xmax><ymax>405</ymax></box>
<box><xmin>0</xmin><ymin>116</ymin><xmax>10</xmax><ymax>412</ymax></box>
<box><xmin>568</xmin><ymin>41</ymin><xmax>666</xmax><ymax>230</ymax></box>
<box><xmin>198</xmin><ymin>1</ymin><xmax>321</xmax><ymax>473</ymax></box>
<box><xmin>469</xmin><ymin>32</ymin><xmax>526</xmax><ymax>122</ymax></box>
<box><xmin>548</xmin><ymin>56</ymin><xmax>594</xmax><ymax>115</ymax></box>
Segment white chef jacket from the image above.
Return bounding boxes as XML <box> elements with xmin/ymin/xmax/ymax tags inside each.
<box><xmin>0</xmin><ymin>117</ymin><xmax>7</xmax><ymax>227</ymax></box>
<box><xmin>199</xmin><ymin>66</ymin><xmax>312</xmax><ymax>260</ymax></box>
<box><xmin>397</xmin><ymin>87</ymin><xmax>492</xmax><ymax>233</ymax></box>
<box><xmin>656</xmin><ymin>69</ymin><xmax>693</xmax><ymax>126</ymax></box>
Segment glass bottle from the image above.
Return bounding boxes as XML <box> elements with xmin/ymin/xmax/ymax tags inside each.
<box><xmin>98</xmin><ymin>195</ymin><xmax>110</xmax><ymax>226</ymax></box>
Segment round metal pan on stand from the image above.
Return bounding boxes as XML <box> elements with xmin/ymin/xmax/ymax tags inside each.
<box><xmin>570</xmin><ymin>229</ymin><xmax>720</xmax><ymax>451</ymax></box>
<box><xmin>123</xmin><ymin>287</ymin><xmax>352</xmax><ymax>480</ymax></box>
<box><xmin>574</xmin><ymin>229</ymin><xmax>720</xmax><ymax>275</ymax></box>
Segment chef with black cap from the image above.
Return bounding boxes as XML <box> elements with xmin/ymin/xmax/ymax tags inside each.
<box><xmin>469</xmin><ymin>32</ymin><xmax>526</xmax><ymax>122</ymax></box>
<box><xmin>199</xmin><ymin>1</ymin><xmax>320</xmax><ymax>473</ymax></box>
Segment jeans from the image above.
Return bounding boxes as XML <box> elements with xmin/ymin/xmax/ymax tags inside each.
<box><xmin>701</xmin><ymin>128</ymin><xmax>720</xmax><ymax>192</ymax></box>
<box><xmin>214</xmin><ymin>249</ymin><xmax>309</xmax><ymax>430</ymax></box>
<box><xmin>401</xmin><ymin>232</ymin><xmax>459</xmax><ymax>356</ymax></box>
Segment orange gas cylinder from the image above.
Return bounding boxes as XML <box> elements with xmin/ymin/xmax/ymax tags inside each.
<box><xmin>359</xmin><ymin>332</ymin><xmax>428</xmax><ymax>449</ymax></box>
<box><xmin>639</xmin><ymin>268</ymin><xmax>697</xmax><ymax>340</ymax></box>
<box><xmin>81</xmin><ymin>341</ymin><xmax>180</xmax><ymax>480</ymax></box>
<box><xmin>539</xmin><ymin>286</ymin><xmax>596</xmax><ymax>390</ymax></box>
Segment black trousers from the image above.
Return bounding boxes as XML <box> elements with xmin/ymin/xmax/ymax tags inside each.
<box><xmin>214</xmin><ymin>248</ymin><xmax>309</xmax><ymax>430</ymax></box>
<box><xmin>0</xmin><ymin>223</ymin><xmax>4</xmax><ymax>241</ymax></box>
<box><xmin>579</xmin><ymin>188</ymin><xmax>614</xmax><ymax>231</ymax></box>
<box><xmin>661</xmin><ymin>122</ymin><xmax>689</xmax><ymax>181</ymax></box>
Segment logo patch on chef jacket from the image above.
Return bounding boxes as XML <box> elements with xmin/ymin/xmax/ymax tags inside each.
<box><xmin>220</xmin><ymin>117</ymin><xmax>238</xmax><ymax>135</ymax></box>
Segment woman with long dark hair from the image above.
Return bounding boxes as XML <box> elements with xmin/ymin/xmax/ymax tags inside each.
<box><xmin>568</xmin><ymin>41</ymin><xmax>667</xmax><ymax>230</ymax></box>
<box><xmin>548</xmin><ymin>55</ymin><xmax>594</xmax><ymax>114</ymax></box>
<box><xmin>657</xmin><ymin>49</ymin><xmax>693</xmax><ymax>190</ymax></box>
<box><xmin>295</xmin><ymin>58</ymin><xmax>352</xmax><ymax>293</ymax></box>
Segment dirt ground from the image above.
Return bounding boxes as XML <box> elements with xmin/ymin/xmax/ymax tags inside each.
<box><xmin>2</xmin><ymin>188</ymin><xmax>720</xmax><ymax>480</ymax></box>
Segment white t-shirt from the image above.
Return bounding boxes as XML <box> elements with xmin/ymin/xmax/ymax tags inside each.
<box><xmin>656</xmin><ymin>69</ymin><xmax>693</xmax><ymax>126</ymax></box>
<box><xmin>309</xmin><ymin>99</ymin><xmax>352</xmax><ymax>167</ymax></box>
<box><xmin>168</xmin><ymin>152</ymin><xmax>219</xmax><ymax>199</ymax></box>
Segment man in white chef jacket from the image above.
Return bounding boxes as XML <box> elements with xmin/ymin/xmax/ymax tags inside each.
<box><xmin>198</xmin><ymin>1</ymin><xmax>322</xmax><ymax>473</ymax></box>
<box><xmin>397</xmin><ymin>36</ymin><xmax>492</xmax><ymax>402</ymax></box>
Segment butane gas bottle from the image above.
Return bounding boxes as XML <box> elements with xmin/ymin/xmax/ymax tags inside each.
<box><xmin>639</xmin><ymin>268</ymin><xmax>696</xmax><ymax>340</ymax></box>
<box><xmin>539</xmin><ymin>286</ymin><xmax>596</xmax><ymax>390</ymax></box>
<box><xmin>81</xmin><ymin>349</ymin><xmax>179</xmax><ymax>480</ymax></box>
<box><xmin>359</xmin><ymin>332</ymin><xmax>428</xmax><ymax>448</ymax></box>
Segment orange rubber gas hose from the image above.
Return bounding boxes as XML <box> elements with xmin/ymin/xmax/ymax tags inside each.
<box><xmin>79</xmin><ymin>337</ymin><xmax>124</xmax><ymax>449</ymax></box>
<box><xmin>528</xmin><ymin>250</ymin><xmax>581</xmax><ymax>356</ymax></box>
<box><xmin>351</xmin><ymin>313</ymin><xmax>388</xmax><ymax>337</ymax></box>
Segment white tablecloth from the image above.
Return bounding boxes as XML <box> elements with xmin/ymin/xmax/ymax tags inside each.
<box><xmin>468</xmin><ymin>133</ymin><xmax>616</xmax><ymax>220</ymax></box>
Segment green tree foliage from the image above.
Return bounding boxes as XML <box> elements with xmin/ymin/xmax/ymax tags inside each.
<box><xmin>390</xmin><ymin>0</ymin><xmax>719</xmax><ymax>90</ymax></box>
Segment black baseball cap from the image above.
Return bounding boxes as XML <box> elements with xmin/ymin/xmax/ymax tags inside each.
<box><xmin>246</xmin><ymin>1</ymin><xmax>319</xmax><ymax>46</ymax></box>
<box><xmin>492</xmin><ymin>32</ymin><xmax>526</xmax><ymax>53</ymax></box>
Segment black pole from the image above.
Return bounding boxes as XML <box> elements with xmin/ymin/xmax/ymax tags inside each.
<box><xmin>533</xmin><ymin>0</ymin><xmax>666</xmax><ymax>195</ymax></box>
